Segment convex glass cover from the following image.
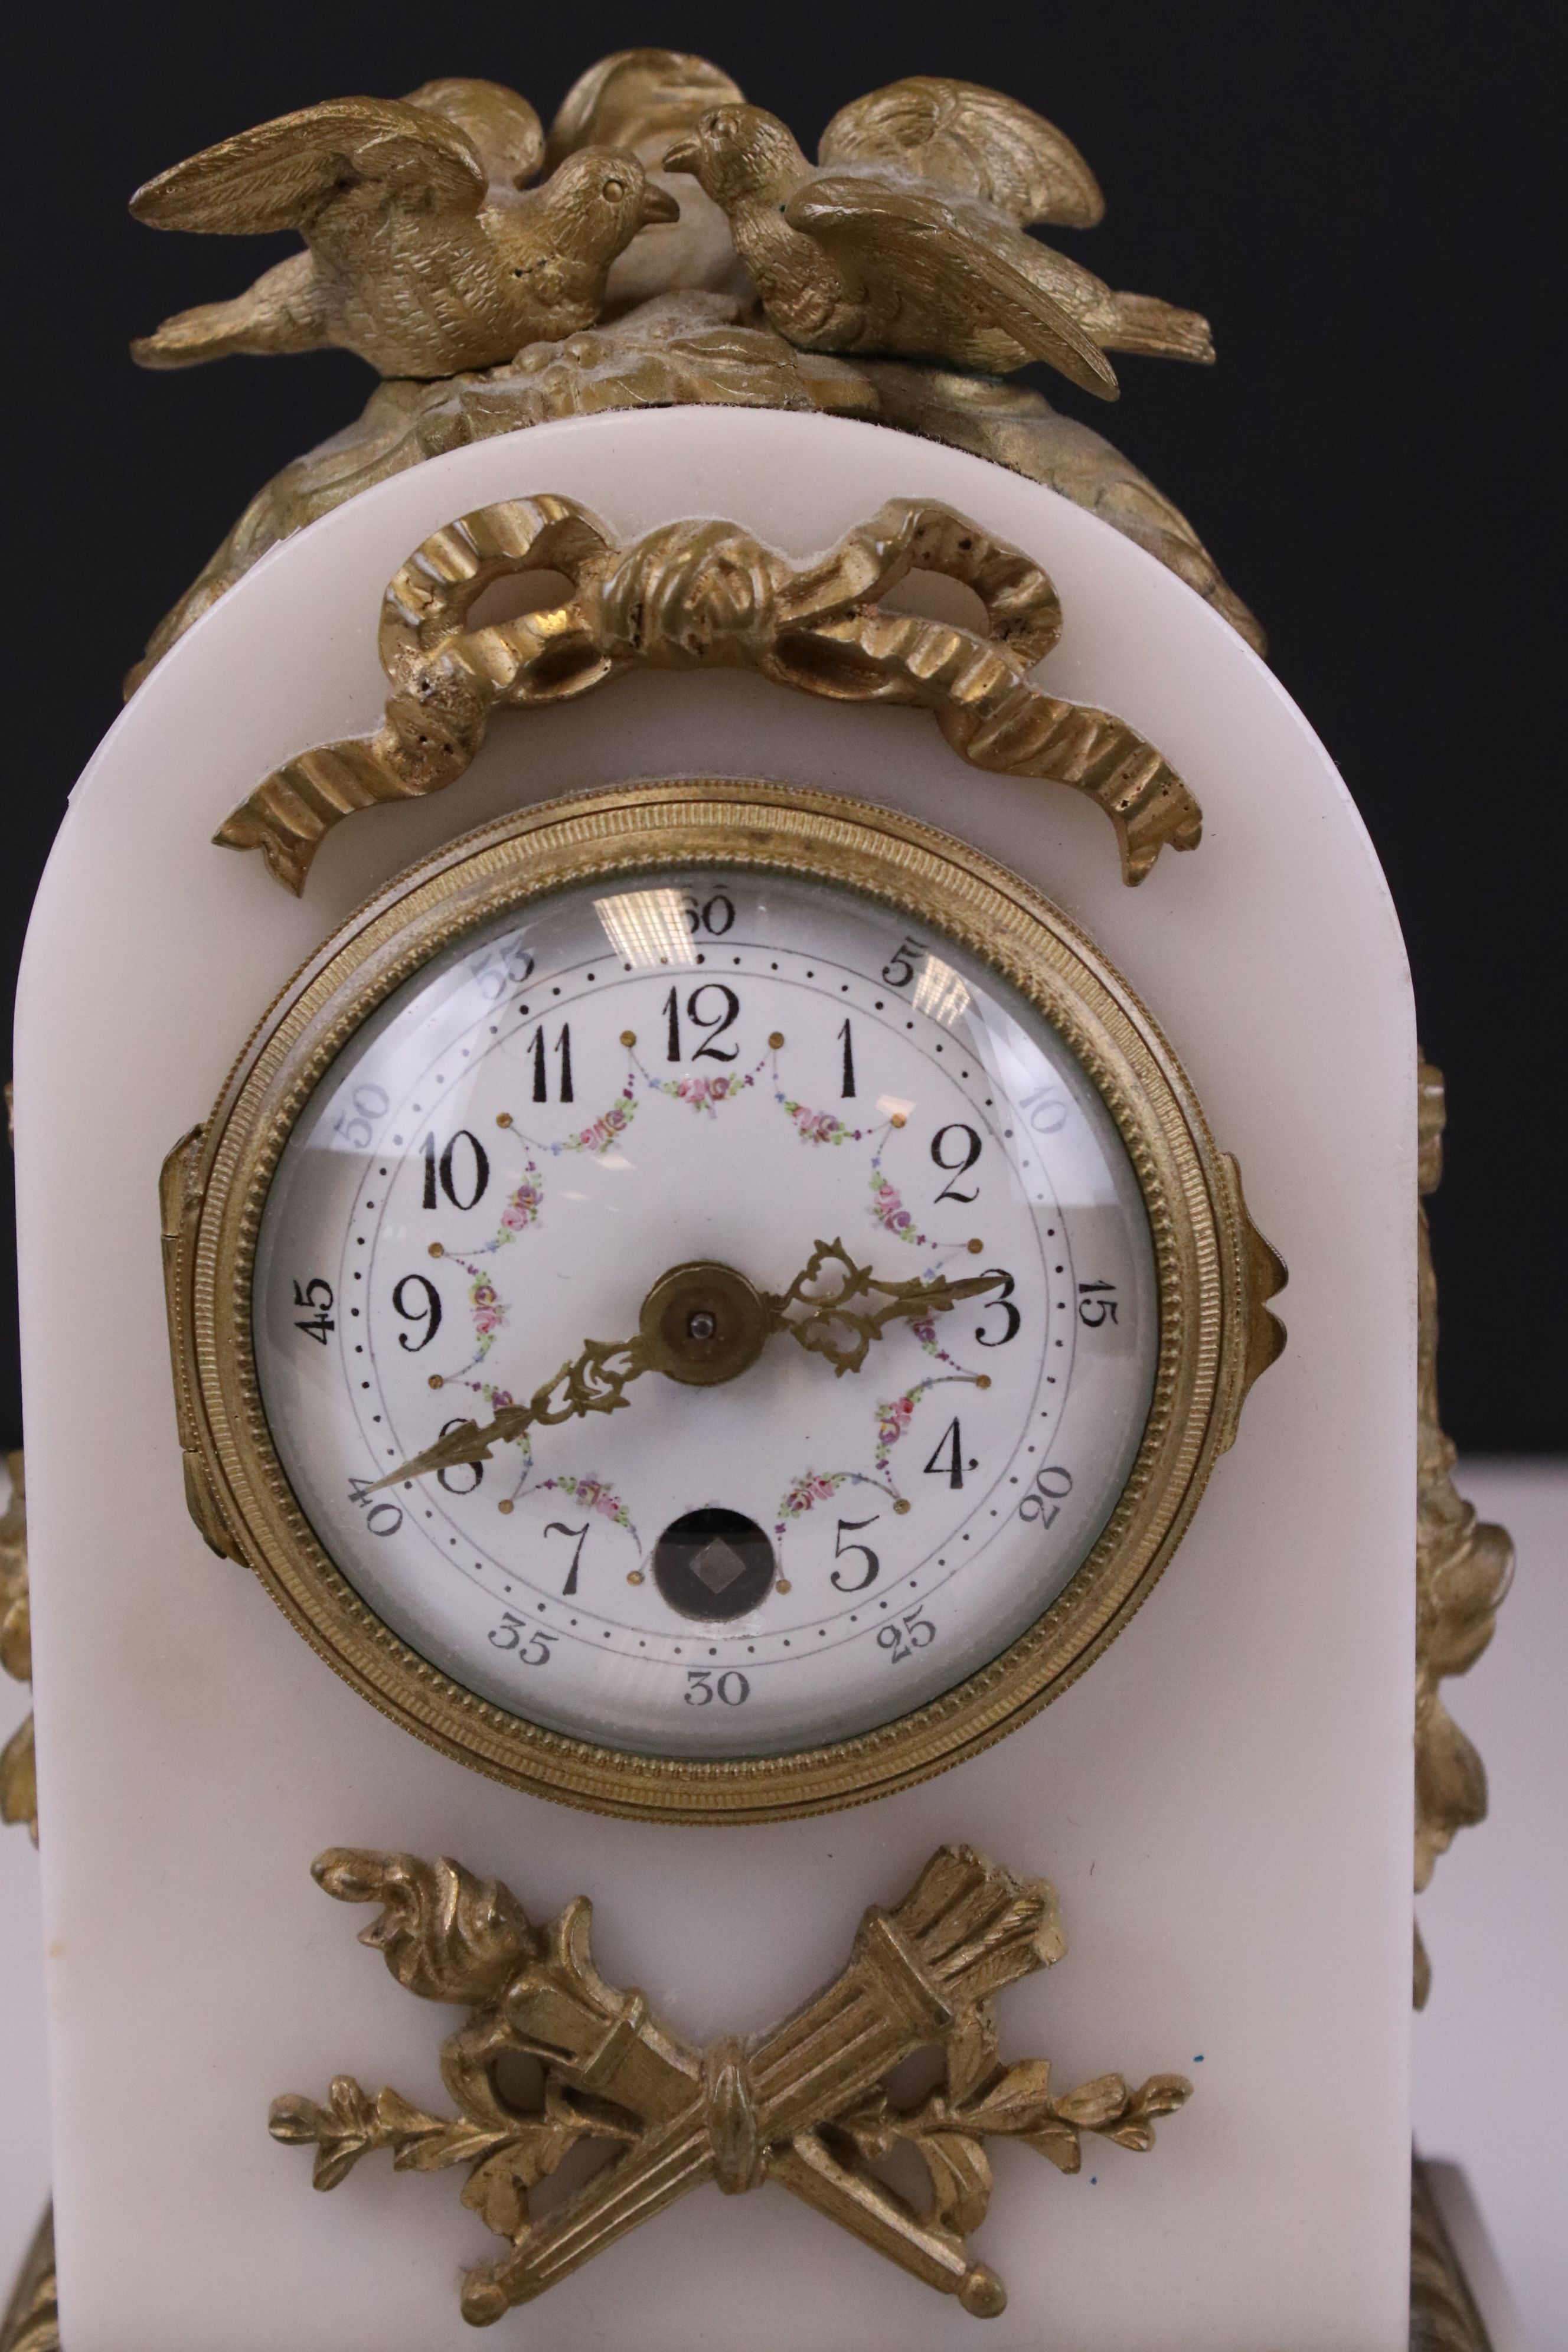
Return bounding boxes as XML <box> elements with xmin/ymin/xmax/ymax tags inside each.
<box><xmin>165</xmin><ymin>784</ymin><xmax>1272</xmax><ymax>1817</ymax></box>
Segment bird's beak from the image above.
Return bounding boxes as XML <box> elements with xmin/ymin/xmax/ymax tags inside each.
<box><xmin>661</xmin><ymin>134</ymin><xmax>700</xmax><ymax>175</ymax></box>
<box><xmin>638</xmin><ymin>181</ymin><xmax>681</xmax><ymax>227</ymax></box>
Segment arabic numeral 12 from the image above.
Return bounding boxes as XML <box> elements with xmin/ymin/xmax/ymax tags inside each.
<box><xmin>877</xmin><ymin>1608</ymin><xmax>936</xmax><ymax>1664</ymax></box>
<box><xmin>663</xmin><ymin>983</ymin><xmax>740</xmax><ymax>1064</ymax></box>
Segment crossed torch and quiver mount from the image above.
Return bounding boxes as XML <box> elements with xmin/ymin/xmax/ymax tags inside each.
<box><xmin>271</xmin><ymin>1844</ymin><xmax>1191</xmax><ymax>2322</ymax></box>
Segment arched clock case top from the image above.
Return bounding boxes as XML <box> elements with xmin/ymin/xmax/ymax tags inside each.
<box><xmin>161</xmin><ymin>779</ymin><xmax>1284</xmax><ymax>1821</ymax></box>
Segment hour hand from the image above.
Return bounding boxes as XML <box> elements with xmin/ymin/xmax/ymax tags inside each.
<box><xmin>766</xmin><ymin>1240</ymin><xmax>1002</xmax><ymax>1376</ymax></box>
<box><xmin>370</xmin><ymin>1335</ymin><xmax>648</xmax><ymax>1490</ymax></box>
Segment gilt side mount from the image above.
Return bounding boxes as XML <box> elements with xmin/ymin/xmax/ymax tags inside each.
<box><xmin>125</xmin><ymin>50</ymin><xmax>1263</xmax><ymax>688</ymax></box>
<box><xmin>216</xmin><ymin>493</ymin><xmax>1201</xmax><ymax>894</ymax></box>
<box><xmin>270</xmin><ymin>1844</ymin><xmax>1191</xmax><ymax>2322</ymax></box>
<box><xmin>0</xmin><ymin>1453</ymin><xmax>34</xmax><ymax>1844</ymax></box>
<box><xmin>1412</xmin><ymin>1059</ymin><xmax>1514</xmax><ymax>2007</ymax></box>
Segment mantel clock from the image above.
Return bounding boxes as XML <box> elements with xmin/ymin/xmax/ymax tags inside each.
<box><xmin>4</xmin><ymin>43</ymin><xmax>1505</xmax><ymax>2352</ymax></box>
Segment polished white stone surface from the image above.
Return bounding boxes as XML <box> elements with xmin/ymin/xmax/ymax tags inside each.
<box><xmin>14</xmin><ymin>408</ymin><xmax>1416</xmax><ymax>2350</ymax></box>
<box><xmin>12</xmin><ymin>1461</ymin><xmax>1566</xmax><ymax>2347</ymax></box>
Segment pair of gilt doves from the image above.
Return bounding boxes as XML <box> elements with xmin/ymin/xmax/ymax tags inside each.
<box><xmin>664</xmin><ymin>80</ymin><xmax>1213</xmax><ymax>396</ymax></box>
<box><xmin>128</xmin><ymin>73</ymin><xmax>685</xmax><ymax>378</ymax></box>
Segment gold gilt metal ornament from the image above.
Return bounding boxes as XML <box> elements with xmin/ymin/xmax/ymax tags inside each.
<box><xmin>269</xmin><ymin>1843</ymin><xmax>1191</xmax><ymax>2322</ymax></box>
<box><xmin>0</xmin><ymin>1452</ymin><xmax>34</xmax><ymax>1843</ymax></box>
<box><xmin>128</xmin><ymin>87</ymin><xmax>682</xmax><ymax>378</ymax></box>
<box><xmin>1412</xmin><ymin>1059</ymin><xmax>1513</xmax><ymax>2008</ymax></box>
<box><xmin>215</xmin><ymin>492</ymin><xmax>1201</xmax><ymax>894</ymax></box>
<box><xmin>162</xmin><ymin>780</ymin><xmax>1285</xmax><ymax>1821</ymax></box>
<box><xmin>125</xmin><ymin>51</ymin><xmax>1264</xmax><ymax>688</ymax></box>
<box><xmin>661</xmin><ymin>93</ymin><xmax>1212</xmax><ymax>389</ymax></box>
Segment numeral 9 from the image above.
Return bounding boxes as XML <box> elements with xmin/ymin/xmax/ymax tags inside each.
<box><xmin>392</xmin><ymin>1273</ymin><xmax>443</xmax><ymax>1351</ymax></box>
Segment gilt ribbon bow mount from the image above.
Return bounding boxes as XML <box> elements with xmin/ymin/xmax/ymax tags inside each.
<box><xmin>272</xmin><ymin>1843</ymin><xmax>1190</xmax><ymax>2324</ymax></box>
<box><xmin>217</xmin><ymin>492</ymin><xmax>1201</xmax><ymax>897</ymax></box>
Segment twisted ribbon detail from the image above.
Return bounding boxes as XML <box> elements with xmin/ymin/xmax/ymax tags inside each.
<box><xmin>217</xmin><ymin>494</ymin><xmax>1201</xmax><ymax>892</ymax></box>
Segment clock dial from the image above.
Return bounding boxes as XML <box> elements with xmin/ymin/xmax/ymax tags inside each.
<box><xmin>253</xmin><ymin>867</ymin><xmax>1158</xmax><ymax>1757</ymax></box>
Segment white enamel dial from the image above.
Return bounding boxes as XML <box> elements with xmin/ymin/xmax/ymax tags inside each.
<box><xmin>253</xmin><ymin>867</ymin><xmax>1158</xmax><ymax>1758</ymax></box>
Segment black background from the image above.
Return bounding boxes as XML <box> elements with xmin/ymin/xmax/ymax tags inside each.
<box><xmin>2</xmin><ymin>2</ymin><xmax>1562</xmax><ymax>1450</ymax></box>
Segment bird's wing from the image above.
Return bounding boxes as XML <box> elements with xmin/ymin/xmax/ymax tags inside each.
<box><xmin>818</xmin><ymin>78</ymin><xmax>1103</xmax><ymax>229</ymax></box>
<box><xmin>129</xmin><ymin>97</ymin><xmax>486</xmax><ymax>237</ymax></box>
<box><xmin>402</xmin><ymin>79</ymin><xmax>544</xmax><ymax>190</ymax></box>
<box><xmin>545</xmin><ymin>48</ymin><xmax>744</xmax><ymax>168</ymax></box>
<box><xmin>788</xmin><ymin>175</ymin><xmax>1119</xmax><ymax>397</ymax></box>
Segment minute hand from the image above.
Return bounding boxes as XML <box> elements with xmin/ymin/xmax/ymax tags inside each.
<box><xmin>765</xmin><ymin>1239</ymin><xmax>1002</xmax><ymax>1377</ymax></box>
<box><xmin>370</xmin><ymin>1333</ymin><xmax>648</xmax><ymax>1491</ymax></box>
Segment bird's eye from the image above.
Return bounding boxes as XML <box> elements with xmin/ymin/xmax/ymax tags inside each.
<box><xmin>602</xmin><ymin>177</ymin><xmax>626</xmax><ymax>201</ymax></box>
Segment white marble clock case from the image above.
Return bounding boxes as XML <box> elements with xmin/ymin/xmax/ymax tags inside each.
<box><xmin>15</xmin><ymin>409</ymin><xmax>1415</xmax><ymax>2351</ymax></box>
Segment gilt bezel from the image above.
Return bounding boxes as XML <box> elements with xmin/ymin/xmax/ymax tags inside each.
<box><xmin>165</xmin><ymin>780</ymin><xmax>1259</xmax><ymax>1821</ymax></box>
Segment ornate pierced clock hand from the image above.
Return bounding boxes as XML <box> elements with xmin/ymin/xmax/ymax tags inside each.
<box><xmin>373</xmin><ymin>1246</ymin><xmax>1002</xmax><ymax>1489</ymax></box>
<box><xmin>370</xmin><ymin>1334</ymin><xmax>650</xmax><ymax>1491</ymax></box>
<box><xmin>764</xmin><ymin>1237</ymin><xmax>1002</xmax><ymax>1376</ymax></box>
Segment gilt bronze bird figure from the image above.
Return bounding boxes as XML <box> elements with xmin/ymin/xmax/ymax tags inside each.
<box><xmin>129</xmin><ymin>77</ymin><xmax>678</xmax><ymax>380</ymax></box>
<box><xmin>664</xmin><ymin>79</ymin><xmax>1214</xmax><ymax>396</ymax></box>
<box><xmin>544</xmin><ymin>47</ymin><xmax>749</xmax><ymax>309</ymax></box>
